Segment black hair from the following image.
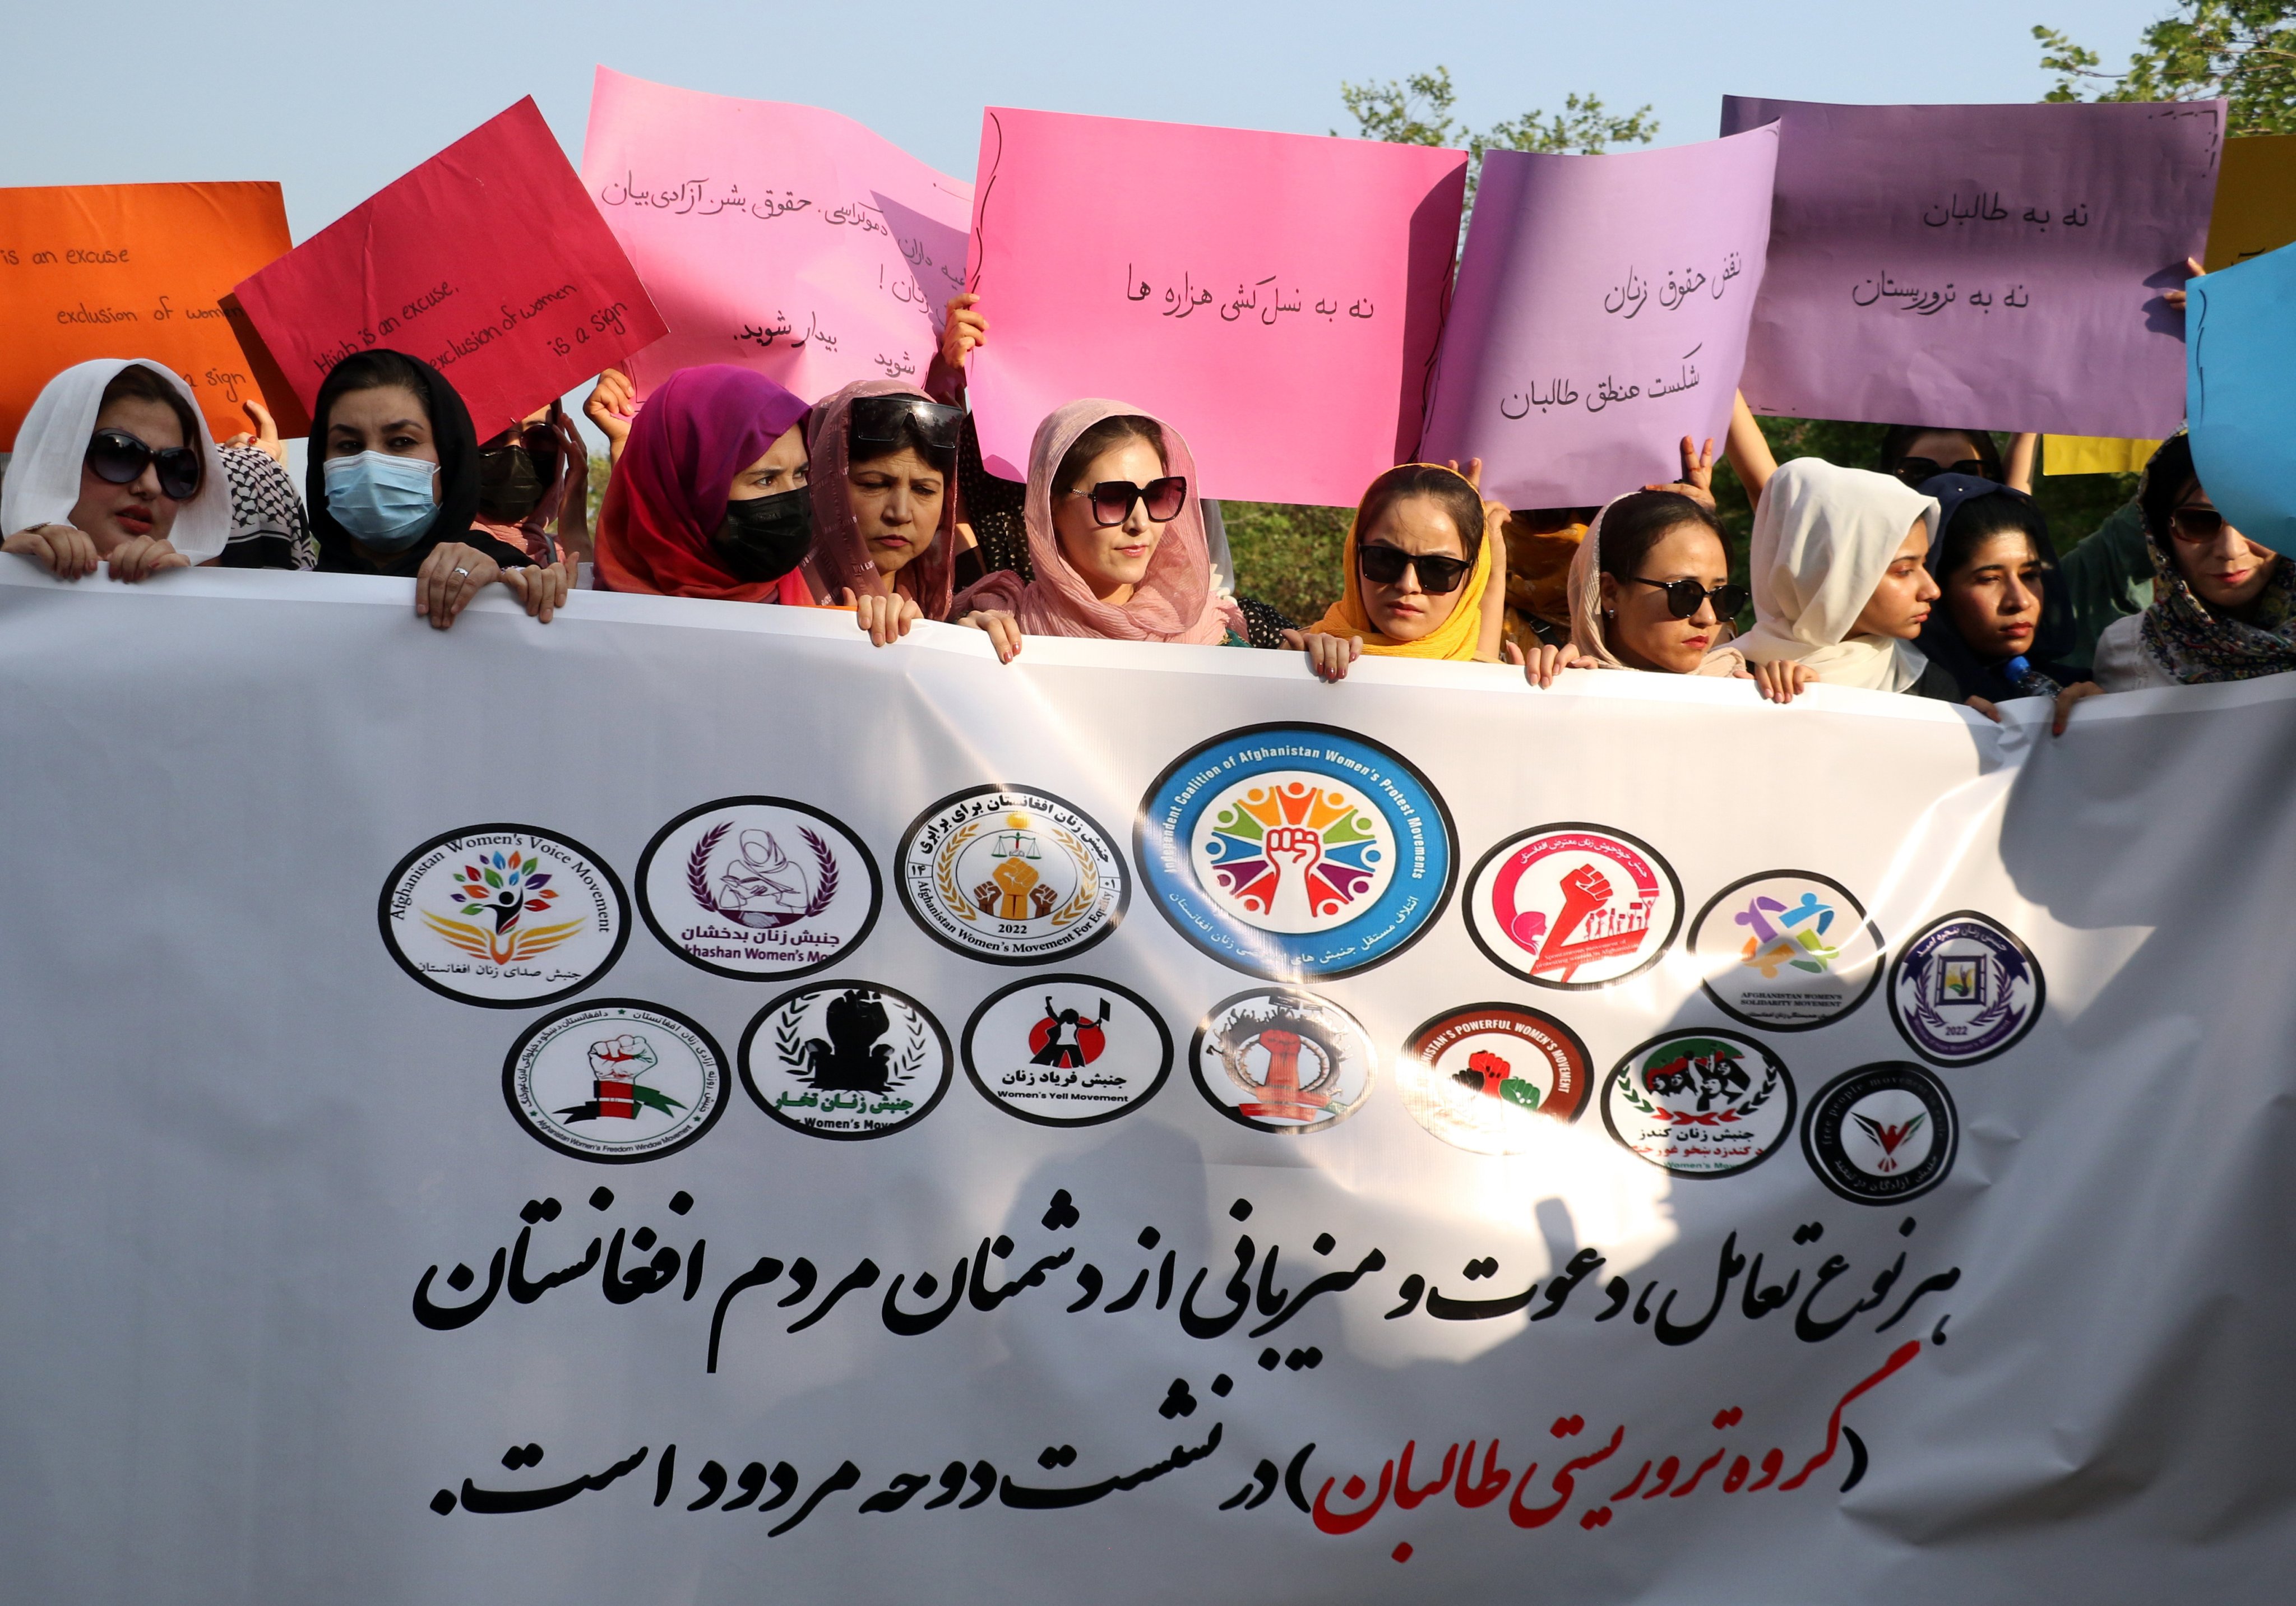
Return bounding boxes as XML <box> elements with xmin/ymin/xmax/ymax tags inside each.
<box><xmin>1595</xmin><ymin>490</ymin><xmax>1728</xmax><ymax>582</ymax></box>
<box><xmin>318</xmin><ymin>349</ymin><xmax>438</xmax><ymax>430</ymax></box>
<box><xmin>1936</xmin><ymin>490</ymin><xmax>2051</xmax><ymax>579</ymax></box>
<box><xmin>98</xmin><ymin>363</ymin><xmax>202</xmax><ymax>454</ymax></box>
<box><xmin>1056</xmin><ymin>414</ymin><xmax>1167</xmax><ymax>492</ymax></box>
<box><xmin>1356</xmin><ymin>463</ymin><xmax>1485</xmax><ymax>564</ymax></box>
<box><xmin>1878</xmin><ymin>425</ymin><xmax>2002</xmax><ymax>482</ymax></box>
<box><xmin>2138</xmin><ymin>433</ymin><xmax>2198</xmax><ymax>548</ymax></box>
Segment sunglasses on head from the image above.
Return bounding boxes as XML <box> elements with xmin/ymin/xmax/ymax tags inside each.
<box><xmin>1070</xmin><ymin>475</ymin><xmax>1187</xmax><ymax>527</ymax></box>
<box><xmin>1358</xmin><ymin>542</ymin><xmax>1471</xmax><ymax>594</ymax></box>
<box><xmin>1629</xmin><ymin>575</ymin><xmax>1749</xmax><ymax>619</ymax></box>
<box><xmin>85</xmin><ymin>428</ymin><xmax>201</xmax><ymax>501</ymax></box>
<box><xmin>848</xmin><ymin>394</ymin><xmax>962</xmax><ymax>454</ymax></box>
<box><xmin>2168</xmin><ymin>505</ymin><xmax>2234</xmax><ymax>542</ymax></box>
<box><xmin>1894</xmin><ymin>457</ymin><xmax>1987</xmax><ymax>487</ymax></box>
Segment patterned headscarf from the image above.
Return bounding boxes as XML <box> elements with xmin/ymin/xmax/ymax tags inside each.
<box><xmin>2134</xmin><ymin>437</ymin><xmax>2296</xmax><ymax>683</ymax></box>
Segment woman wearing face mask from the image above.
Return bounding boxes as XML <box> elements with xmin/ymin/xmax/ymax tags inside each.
<box><xmin>3</xmin><ymin>359</ymin><xmax>231</xmax><ymax>582</ymax></box>
<box><xmin>592</xmin><ymin>365</ymin><xmax>814</xmax><ymax>601</ymax></box>
<box><xmin>308</xmin><ymin>350</ymin><xmax>562</xmax><ymax>631</ymax></box>
<box><xmin>802</xmin><ymin>381</ymin><xmax>958</xmax><ymax>646</ymax></box>
<box><xmin>473</xmin><ymin>401</ymin><xmax>590</xmax><ymax>575</ymax></box>
<box><xmin>952</xmin><ymin>401</ymin><xmax>1243</xmax><ymax>659</ymax></box>
<box><xmin>1563</xmin><ymin>489</ymin><xmax>1768</xmax><ymax>681</ymax></box>
<box><xmin>1721</xmin><ymin>457</ymin><xmax>1952</xmax><ymax>700</ymax></box>
<box><xmin>1911</xmin><ymin>476</ymin><xmax>2091</xmax><ymax>718</ymax></box>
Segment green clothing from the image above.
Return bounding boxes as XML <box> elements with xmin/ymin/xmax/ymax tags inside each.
<box><xmin>2057</xmin><ymin>500</ymin><xmax>2153</xmax><ymax>669</ymax></box>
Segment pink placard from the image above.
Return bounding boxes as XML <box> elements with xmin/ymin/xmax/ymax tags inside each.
<box><xmin>230</xmin><ymin>98</ymin><xmax>666</xmax><ymax>439</ymax></box>
<box><xmin>581</xmin><ymin>68</ymin><xmax>973</xmax><ymax>404</ymax></box>
<box><xmin>962</xmin><ymin>108</ymin><xmax>1466</xmax><ymax>506</ymax></box>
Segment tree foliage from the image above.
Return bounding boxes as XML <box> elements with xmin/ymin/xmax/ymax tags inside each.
<box><xmin>1335</xmin><ymin>65</ymin><xmax>1656</xmax><ymax>209</ymax></box>
<box><xmin>2035</xmin><ymin>1</ymin><xmax>2296</xmax><ymax>133</ymax></box>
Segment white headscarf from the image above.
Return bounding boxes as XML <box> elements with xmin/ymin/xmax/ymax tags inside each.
<box><xmin>2</xmin><ymin>359</ymin><xmax>232</xmax><ymax>563</ymax></box>
<box><xmin>1717</xmin><ymin>457</ymin><xmax>1939</xmax><ymax>692</ymax></box>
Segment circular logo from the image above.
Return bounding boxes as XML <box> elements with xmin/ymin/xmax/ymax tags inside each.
<box><xmin>1689</xmin><ymin>871</ymin><xmax>1885</xmax><ymax>1031</ymax></box>
<box><xmin>502</xmin><ymin>1000</ymin><xmax>727</xmax><ymax>1163</ymax></box>
<box><xmin>738</xmin><ymin>982</ymin><xmax>952</xmax><ymax>1139</ymax></box>
<box><xmin>1465</xmin><ymin>825</ymin><xmax>1682</xmax><ymax>989</ymax></box>
<box><xmin>1396</xmin><ymin>1005</ymin><xmax>1592</xmax><ymax>1155</ymax></box>
<box><xmin>1802</xmin><ymin>1062</ymin><xmax>1959</xmax><ymax>1204</ymax></box>
<box><xmin>1188</xmin><ymin>988</ymin><xmax>1377</xmax><ymax>1136</ymax></box>
<box><xmin>961</xmin><ymin>974</ymin><xmax>1173</xmax><ymax>1127</ymax></box>
<box><xmin>1136</xmin><ymin>724</ymin><xmax>1456</xmax><ymax>980</ymax></box>
<box><xmin>897</xmin><ymin>786</ymin><xmax>1127</xmax><ymax>965</ymax></box>
<box><xmin>1600</xmin><ymin>1030</ymin><xmax>1797</xmax><ymax>1178</ymax></box>
<box><xmin>635</xmin><ymin>797</ymin><xmax>882</xmax><ymax>980</ymax></box>
<box><xmin>1887</xmin><ymin>911</ymin><xmax>2044</xmax><ymax>1066</ymax></box>
<box><xmin>379</xmin><ymin>825</ymin><xmax>628</xmax><ymax>1007</ymax></box>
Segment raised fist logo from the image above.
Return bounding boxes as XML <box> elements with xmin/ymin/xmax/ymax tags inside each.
<box><xmin>589</xmin><ymin>1034</ymin><xmax>659</xmax><ymax>1083</ymax></box>
<box><xmin>1030</xmin><ymin>883</ymin><xmax>1057</xmax><ymax>917</ymax></box>
<box><xmin>1263</xmin><ymin>823</ymin><xmax>1325</xmax><ymax>885</ymax></box>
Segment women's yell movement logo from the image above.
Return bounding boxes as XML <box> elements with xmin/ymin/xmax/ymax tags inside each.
<box><xmin>1888</xmin><ymin>911</ymin><xmax>2044</xmax><ymax>1065</ymax></box>
<box><xmin>1600</xmin><ymin>1029</ymin><xmax>1797</xmax><ymax>1178</ymax></box>
<box><xmin>739</xmin><ymin>982</ymin><xmax>952</xmax><ymax>1138</ymax></box>
<box><xmin>1802</xmin><ymin>1062</ymin><xmax>1959</xmax><ymax>1204</ymax></box>
<box><xmin>1137</xmin><ymin>724</ymin><xmax>1455</xmax><ymax>980</ymax></box>
<box><xmin>1189</xmin><ymin>988</ymin><xmax>1376</xmax><ymax>1135</ymax></box>
<box><xmin>636</xmin><ymin>797</ymin><xmax>882</xmax><ymax>980</ymax></box>
<box><xmin>379</xmin><ymin>824</ymin><xmax>628</xmax><ymax>1006</ymax></box>
<box><xmin>961</xmin><ymin>974</ymin><xmax>1173</xmax><ymax>1126</ymax></box>
<box><xmin>899</xmin><ymin>786</ymin><xmax>1127</xmax><ymax>964</ymax></box>
<box><xmin>1689</xmin><ymin>871</ymin><xmax>1884</xmax><ymax>1030</ymax></box>
<box><xmin>501</xmin><ymin>1001</ymin><xmax>726</xmax><ymax>1163</ymax></box>
<box><xmin>1466</xmin><ymin>823</ymin><xmax>1682</xmax><ymax>989</ymax></box>
<box><xmin>1397</xmin><ymin>1005</ymin><xmax>1591</xmax><ymax>1155</ymax></box>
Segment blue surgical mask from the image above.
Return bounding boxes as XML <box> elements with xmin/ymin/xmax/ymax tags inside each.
<box><xmin>323</xmin><ymin>451</ymin><xmax>441</xmax><ymax>554</ymax></box>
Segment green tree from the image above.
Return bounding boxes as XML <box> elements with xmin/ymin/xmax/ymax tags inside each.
<box><xmin>1335</xmin><ymin>65</ymin><xmax>1656</xmax><ymax>205</ymax></box>
<box><xmin>2035</xmin><ymin>1</ymin><xmax>2296</xmax><ymax>133</ymax></box>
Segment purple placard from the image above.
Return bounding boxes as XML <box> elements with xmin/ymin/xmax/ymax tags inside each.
<box><xmin>1721</xmin><ymin>96</ymin><xmax>2222</xmax><ymax>438</ymax></box>
<box><xmin>1421</xmin><ymin>127</ymin><xmax>1779</xmax><ymax>509</ymax></box>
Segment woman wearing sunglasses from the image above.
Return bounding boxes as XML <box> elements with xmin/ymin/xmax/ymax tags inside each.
<box><xmin>803</xmin><ymin>382</ymin><xmax>959</xmax><ymax>645</ymax></box>
<box><xmin>3</xmin><ymin>359</ymin><xmax>231</xmax><ymax>582</ymax></box>
<box><xmin>1564</xmin><ymin>489</ymin><xmax>1775</xmax><ymax>682</ymax></box>
<box><xmin>952</xmin><ymin>401</ymin><xmax>1243</xmax><ymax>659</ymax></box>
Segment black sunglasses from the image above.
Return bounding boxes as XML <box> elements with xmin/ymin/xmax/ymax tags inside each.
<box><xmin>2169</xmin><ymin>506</ymin><xmax>2233</xmax><ymax>543</ymax></box>
<box><xmin>849</xmin><ymin>394</ymin><xmax>962</xmax><ymax>453</ymax></box>
<box><xmin>1894</xmin><ymin>457</ymin><xmax>1986</xmax><ymax>487</ymax></box>
<box><xmin>1358</xmin><ymin>542</ymin><xmax>1471</xmax><ymax>595</ymax></box>
<box><xmin>85</xmin><ymin>428</ymin><xmax>201</xmax><ymax>501</ymax></box>
<box><xmin>1630</xmin><ymin>576</ymin><xmax>1749</xmax><ymax>619</ymax></box>
<box><xmin>1071</xmin><ymin>475</ymin><xmax>1187</xmax><ymax>527</ymax></box>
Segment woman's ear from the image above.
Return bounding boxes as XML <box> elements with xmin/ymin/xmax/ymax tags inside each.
<box><xmin>1597</xmin><ymin>572</ymin><xmax>1620</xmax><ymax>616</ymax></box>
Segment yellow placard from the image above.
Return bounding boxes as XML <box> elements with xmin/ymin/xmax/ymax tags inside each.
<box><xmin>2045</xmin><ymin>435</ymin><xmax>2163</xmax><ymax>476</ymax></box>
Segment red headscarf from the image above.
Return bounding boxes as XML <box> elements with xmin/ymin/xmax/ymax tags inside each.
<box><xmin>594</xmin><ymin>365</ymin><xmax>813</xmax><ymax>603</ymax></box>
<box><xmin>802</xmin><ymin>379</ymin><xmax>957</xmax><ymax>621</ymax></box>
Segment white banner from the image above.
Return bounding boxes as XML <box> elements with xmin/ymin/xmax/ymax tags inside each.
<box><xmin>2</xmin><ymin>566</ymin><xmax>2291</xmax><ymax>1604</ymax></box>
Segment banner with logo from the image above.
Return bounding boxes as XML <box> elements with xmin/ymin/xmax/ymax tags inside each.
<box><xmin>1</xmin><ymin>566</ymin><xmax>2289</xmax><ymax>1604</ymax></box>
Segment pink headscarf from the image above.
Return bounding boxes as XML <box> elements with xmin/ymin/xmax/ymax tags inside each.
<box><xmin>951</xmin><ymin>399</ymin><xmax>1244</xmax><ymax>644</ymax></box>
<box><xmin>802</xmin><ymin>379</ymin><xmax>956</xmax><ymax>621</ymax></box>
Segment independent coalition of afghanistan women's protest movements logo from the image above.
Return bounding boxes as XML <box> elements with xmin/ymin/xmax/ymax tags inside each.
<box><xmin>1689</xmin><ymin>871</ymin><xmax>1885</xmax><ymax>1031</ymax></box>
<box><xmin>379</xmin><ymin>825</ymin><xmax>628</xmax><ymax>1007</ymax></box>
<box><xmin>739</xmin><ymin>981</ymin><xmax>952</xmax><ymax>1138</ymax></box>
<box><xmin>897</xmin><ymin>786</ymin><xmax>1127</xmax><ymax>964</ymax></box>
<box><xmin>502</xmin><ymin>1001</ymin><xmax>726</xmax><ymax>1163</ymax></box>
<box><xmin>1396</xmin><ymin>1005</ymin><xmax>1592</xmax><ymax>1155</ymax></box>
<box><xmin>634</xmin><ymin>797</ymin><xmax>882</xmax><ymax>980</ymax></box>
<box><xmin>1887</xmin><ymin>911</ymin><xmax>2044</xmax><ymax>1066</ymax></box>
<box><xmin>1802</xmin><ymin>1061</ymin><xmax>1959</xmax><ymax>1204</ymax></box>
<box><xmin>1600</xmin><ymin>1029</ymin><xmax>1797</xmax><ymax>1178</ymax></box>
<box><xmin>1136</xmin><ymin>724</ymin><xmax>1455</xmax><ymax>980</ymax></box>
<box><xmin>961</xmin><ymin>974</ymin><xmax>1173</xmax><ymax>1127</ymax></box>
<box><xmin>1465</xmin><ymin>824</ymin><xmax>1681</xmax><ymax>989</ymax></box>
<box><xmin>1189</xmin><ymin>988</ymin><xmax>1377</xmax><ymax>1136</ymax></box>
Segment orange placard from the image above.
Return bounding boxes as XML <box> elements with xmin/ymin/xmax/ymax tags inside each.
<box><xmin>0</xmin><ymin>182</ymin><xmax>294</xmax><ymax>448</ymax></box>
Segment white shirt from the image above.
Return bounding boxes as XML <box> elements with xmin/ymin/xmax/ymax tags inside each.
<box><xmin>2090</xmin><ymin>613</ymin><xmax>2177</xmax><ymax>691</ymax></box>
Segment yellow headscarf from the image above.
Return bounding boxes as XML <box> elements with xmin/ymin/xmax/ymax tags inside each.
<box><xmin>1309</xmin><ymin>464</ymin><xmax>1496</xmax><ymax>660</ymax></box>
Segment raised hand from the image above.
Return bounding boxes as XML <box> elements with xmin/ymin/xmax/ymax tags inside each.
<box><xmin>1644</xmin><ymin>436</ymin><xmax>1718</xmax><ymax>507</ymax></box>
<box><xmin>585</xmin><ymin>369</ymin><xmax>637</xmax><ymax>461</ymax></box>
<box><xmin>223</xmin><ymin>399</ymin><xmax>288</xmax><ymax>465</ymax></box>
<box><xmin>941</xmin><ymin>294</ymin><xmax>989</xmax><ymax>369</ymax></box>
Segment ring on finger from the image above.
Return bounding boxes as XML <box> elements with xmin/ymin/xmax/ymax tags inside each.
<box><xmin>451</xmin><ymin>565</ymin><xmax>471</xmax><ymax>581</ymax></box>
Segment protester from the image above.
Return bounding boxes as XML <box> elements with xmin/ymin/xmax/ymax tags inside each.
<box><xmin>1565</xmin><ymin>490</ymin><xmax>1751</xmax><ymax>678</ymax></box>
<box><xmin>592</xmin><ymin>364</ymin><xmax>814</xmax><ymax>603</ymax></box>
<box><xmin>307</xmin><ymin>349</ymin><xmax>562</xmax><ymax>630</ymax></box>
<box><xmin>2</xmin><ymin>358</ymin><xmax>230</xmax><ymax>582</ymax></box>
<box><xmin>1912</xmin><ymin>476</ymin><xmax>2091</xmax><ymax>715</ymax></box>
<box><xmin>473</xmin><ymin>401</ymin><xmax>590</xmax><ymax>574</ymax></box>
<box><xmin>955</xmin><ymin>411</ymin><xmax>1030</xmax><ymax>590</ymax></box>
<box><xmin>802</xmin><ymin>381</ymin><xmax>959</xmax><ymax>646</ymax></box>
<box><xmin>952</xmin><ymin>400</ymin><xmax>1246</xmax><ymax>659</ymax></box>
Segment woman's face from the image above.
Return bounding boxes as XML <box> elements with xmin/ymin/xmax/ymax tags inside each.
<box><xmin>846</xmin><ymin>446</ymin><xmax>944</xmax><ymax>577</ymax></box>
<box><xmin>1599</xmin><ymin>522</ymin><xmax>1731</xmax><ymax>673</ymax></box>
<box><xmin>1850</xmin><ymin>517</ymin><xmax>1942</xmax><ymax>640</ymax></box>
<box><xmin>1943</xmin><ymin>531</ymin><xmax>2048</xmax><ymax>661</ymax></box>
<box><xmin>2167</xmin><ymin>482</ymin><xmax>2278</xmax><ymax>613</ymax></box>
<box><xmin>728</xmin><ymin>424</ymin><xmax>808</xmax><ymax>502</ymax></box>
<box><xmin>1052</xmin><ymin>437</ymin><xmax>1168</xmax><ymax>601</ymax></box>
<box><xmin>70</xmin><ymin>395</ymin><xmax>188</xmax><ymax>552</ymax></box>
<box><xmin>1358</xmin><ymin>493</ymin><xmax>1469</xmax><ymax>644</ymax></box>
<box><xmin>325</xmin><ymin>383</ymin><xmax>441</xmax><ymax>504</ymax></box>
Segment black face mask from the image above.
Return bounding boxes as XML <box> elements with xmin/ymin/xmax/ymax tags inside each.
<box><xmin>710</xmin><ymin>486</ymin><xmax>814</xmax><ymax>582</ymax></box>
<box><xmin>477</xmin><ymin>444</ymin><xmax>548</xmax><ymax>520</ymax></box>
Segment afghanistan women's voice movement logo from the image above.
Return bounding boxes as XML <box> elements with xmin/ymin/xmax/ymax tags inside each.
<box><xmin>961</xmin><ymin>974</ymin><xmax>1173</xmax><ymax>1127</ymax></box>
<box><xmin>1600</xmin><ymin>1029</ymin><xmax>1797</xmax><ymax>1178</ymax></box>
<box><xmin>898</xmin><ymin>786</ymin><xmax>1127</xmax><ymax>964</ymax></box>
<box><xmin>379</xmin><ymin>824</ymin><xmax>628</xmax><ymax>1006</ymax></box>
<box><xmin>1688</xmin><ymin>870</ymin><xmax>1884</xmax><ymax>1030</ymax></box>
<box><xmin>1887</xmin><ymin>911</ymin><xmax>2044</xmax><ymax>1065</ymax></box>
<box><xmin>739</xmin><ymin>981</ymin><xmax>952</xmax><ymax>1138</ymax></box>
<box><xmin>1465</xmin><ymin>824</ymin><xmax>1682</xmax><ymax>989</ymax></box>
<box><xmin>502</xmin><ymin>1001</ymin><xmax>726</xmax><ymax>1163</ymax></box>
<box><xmin>1802</xmin><ymin>1061</ymin><xmax>1959</xmax><ymax>1204</ymax></box>
<box><xmin>1395</xmin><ymin>1005</ymin><xmax>1592</xmax><ymax>1155</ymax></box>
<box><xmin>1189</xmin><ymin>988</ymin><xmax>1377</xmax><ymax>1135</ymax></box>
<box><xmin>635</xmin><ymin>797</ymin><xmax>882</xmax><ymax>980</ymax></box>
<box><xmin>1136</xmin><ymin>724</ymin><xmax>1455</xmax><ymax>980</ymax></box>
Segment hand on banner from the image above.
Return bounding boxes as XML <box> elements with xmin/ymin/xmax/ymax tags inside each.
<box><xmin>1750</xmin><ymin>660</ymin><xmax>1816</xmax><ymax>704</ymax></box>
<box><xmin>5</xmin><ymin>522</ymin><xmax>103</xmax><ymax>580</ymax></box>
<box><xmin>845</xmin><ymin>586</ymin><xmax>922</xmax><ymax>647</ymax></box>
<box><xmin>941</xmin><ymin>294</ymin><xmax>989</xmax><ymax>369</ymax></box>
<box><xmin>414</xmin><ymin>543</ymin><xmax>501</xmax><ymax>630</ymax></box>
<box><xmin>585</xmin><ymin>369</ymin><xmax>637</xmax><ymax>462</ymax></box>
<box><xmin>1504</xmin><ymin>638</ymin><xmax>1598</xmax><ymax>689</ymax></box>
<box><xmin>2164</xmin><ymin>257</ymin><xmax>2205</xmax><ymax>313</ymax></box>
<box><xmin>960</xmin><ymin>608</ymin><xmax>1024</xmax><ymax>663</ymax></box>
<box><xmin>500</xmin><ymin>561</ymin><xmax>570</xmax><ymax>624</ymax></box>
<box><xmin>2050</xmin><ymin>681</ymin><xmax>2104</xmax><ymax>736</ymax></box>
<box><xmin>1283</xmin><ymin>627</ymin><xmax>1362</xmax><ymax>682</ymax></box>
<box><xmin>223</xmin><ymin>400</ymin><xmax>288</xmax><ymax>466</ymax></box>
<box><xmin>1645</xmin><ymin>437</ymin><xmax>1719</xmax><ymax>508</ymax></box>
<box><xmin>1967</xmin><ymin>695</ymin><xmax>2003</xmax><ymax>724</ymax></box>
<box><xmin>101</xmin><ymin>533</ymin><xmax>191</xmax><ymax>582</ymax></box>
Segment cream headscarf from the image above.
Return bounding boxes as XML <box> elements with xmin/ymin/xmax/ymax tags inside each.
<box><xmin>1566</xmin><ymin>494</ymin><xmax>1746</xmax><ymax>675</ymax></box>
<box><xmin>3</xmin><ymin>359</ymin><xmax>232</xmax><ymax>563</ymax></box>
<box><xmin>1311</xmin><ymin>464</ymin><xmax>1496</xmax><ymax>660</ymax></box>
<box><xmin>1718</xmin><ymin>457</ymin><xmax>1939</xmax><ymax>692</ymax></box>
